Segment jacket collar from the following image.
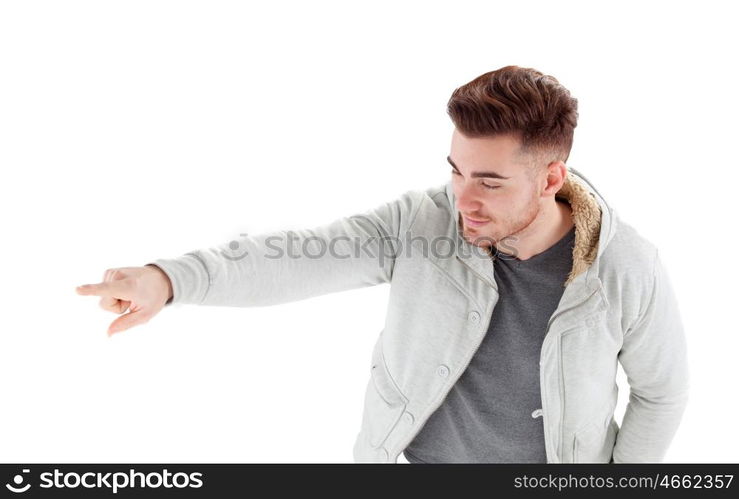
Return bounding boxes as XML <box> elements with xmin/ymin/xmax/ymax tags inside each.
<box><xmin>444</xmin><ymin>167</ymin><xmax>616</xmax><ymax>288</ymax></box>
<box><xmin>554</xmin><ymin>169</ymin><xmax>603</xmax><ymax>285</ymax></box>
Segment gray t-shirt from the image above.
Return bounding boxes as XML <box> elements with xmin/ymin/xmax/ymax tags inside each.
<box><xmin>403</xmin><ymin>223</ymin><xmax>576</xmax><ymax>463</ymax></box>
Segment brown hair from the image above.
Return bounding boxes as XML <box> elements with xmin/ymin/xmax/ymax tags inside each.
<box><xmin>447</xmin><ymin>65</ymin><xmax>578</xmax><ymax>165</ymax></box>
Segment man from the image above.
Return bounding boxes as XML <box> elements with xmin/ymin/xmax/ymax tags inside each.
<box><xmin>76</xmin><ymin>65</ymin><xmax>690</xmax><ymax>463</ymax></box>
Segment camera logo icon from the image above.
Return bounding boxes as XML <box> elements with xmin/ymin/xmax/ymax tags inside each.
<box><xmin>5</xmin><ymin>469</ymin><xmax>31</xmax><ymax>493</ymax></box>
<box><xmin>220</xmin><ymin>233</ymin><xmax>250</xmax><ymax>261</ymax></box>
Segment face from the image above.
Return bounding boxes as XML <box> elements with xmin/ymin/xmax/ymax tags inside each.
<box><xmin>449</xmin><ymin>130</ymin><xmax>552</xmax><ymax>253</ymax></box>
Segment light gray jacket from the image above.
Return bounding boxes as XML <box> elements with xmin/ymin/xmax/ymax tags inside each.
<box><xmin>149</xmin><ymin>168</ymin><xmax>690</xmax><ymax>463</ymax></box>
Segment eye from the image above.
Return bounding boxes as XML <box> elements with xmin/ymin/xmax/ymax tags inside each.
<box><xmin>452</xmin><ymin>169</ymin><xmax>500</xmax><ymax>189</ymax></box>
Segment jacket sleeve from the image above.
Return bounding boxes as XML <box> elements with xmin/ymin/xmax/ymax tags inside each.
<box><xmin>612</xmin><ymin>249</ymin><xmax>690</xmax><ymax>463</ymax></box>
<box><xmin>145</xmin><ymin>188</ymin><xmax>425</xmax><ymax>307</ymax></box>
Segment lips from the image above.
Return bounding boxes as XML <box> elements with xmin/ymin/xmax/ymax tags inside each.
<box><xmin>463</xmin><ymin>215</ymin><xmax>491</xmax><ymax>227</ymax></box>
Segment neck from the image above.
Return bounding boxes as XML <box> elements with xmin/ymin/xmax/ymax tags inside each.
<box><xmin>506</xmin><ymin>198</ymin><xmax>574</xmax><ymax>261</ymax></box>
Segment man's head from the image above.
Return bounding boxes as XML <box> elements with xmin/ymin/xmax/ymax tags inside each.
<box><xmin>446</xmin><ymin>65</ymin><xmax>579</xmax><ymax>251</ymax></box>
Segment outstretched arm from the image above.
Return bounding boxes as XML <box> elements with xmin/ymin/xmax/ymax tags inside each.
<box><xmin>147</xmin><ymin>188</ymin><xmax>425</xmax><ymax>307</ymax></box>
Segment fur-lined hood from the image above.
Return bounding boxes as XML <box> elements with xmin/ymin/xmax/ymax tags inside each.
<box><xmin>445</xmin><ymin>167</ymin><xmax>618</xmax><ymax>287</ymax></box>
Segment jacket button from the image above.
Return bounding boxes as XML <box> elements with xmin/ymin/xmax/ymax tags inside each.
<box><xmin>437</xmin><ymin>365</ymin><xmax>450</xmax><ymax>378</ymax></box>
<box><xmin>468</xmin><ymin>311</ymin><xmax>480</xmax><ymax>324</ymax></box>
<box><xmin>403</xmin><ymin>411</ymin><xmax>415</xmax><ymax>424</ymax></box>
<box><xmin>531</xmin><ymin>408</ymin><xmax>543</xmax><ymax>419</ymax></box>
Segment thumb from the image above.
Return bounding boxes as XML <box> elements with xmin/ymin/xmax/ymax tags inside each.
<box><xmin>108</xmin><ymin>309</ymin><xmax>150</xmax><ymax>336</ymax></box>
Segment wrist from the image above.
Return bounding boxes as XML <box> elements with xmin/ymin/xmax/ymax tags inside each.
<box><xmin>145</xmin><ymin>264</ymin><xmax>173</xmax><ymax>304</ymax></box>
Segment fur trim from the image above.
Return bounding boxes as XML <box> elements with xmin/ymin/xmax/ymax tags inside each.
<box><xmin>556</xmin><ymin>171</ymin><xmax>602</xmax><ymax>286</ymax></box>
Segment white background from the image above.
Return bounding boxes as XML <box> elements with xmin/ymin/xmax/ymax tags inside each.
<box><xmin>1</xmin><ymin>0</ymin><xmax>736</xmax><ymax>463</ymax></box>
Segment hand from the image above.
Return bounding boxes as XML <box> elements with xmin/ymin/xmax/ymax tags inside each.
<box><xmin>76</xmin><ymin>265</ymin><xmax>173</xmax><ymax>337</ymax></box>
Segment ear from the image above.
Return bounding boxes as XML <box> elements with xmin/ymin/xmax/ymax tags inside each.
<box><xmin>544</xmin><ymin>161</ymin><xmax>567</xmax><ymax>194</ymax></box>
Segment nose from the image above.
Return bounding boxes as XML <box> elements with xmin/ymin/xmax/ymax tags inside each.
<box><xmin>456</xmin><ymin>182</ymin><xmax>483</xmax><ymax>214</ymax></box>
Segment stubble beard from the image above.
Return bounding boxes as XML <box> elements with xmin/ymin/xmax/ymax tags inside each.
<box><xmin>462</xmin><ymin>192</ymin><xmax>542</xmax><ymax>258</ymax></box>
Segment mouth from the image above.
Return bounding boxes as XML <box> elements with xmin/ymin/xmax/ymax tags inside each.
<box><xmin>463</xmin><ymin>215</ymin><xmax>491</xmax><ymax>227</ymax></box>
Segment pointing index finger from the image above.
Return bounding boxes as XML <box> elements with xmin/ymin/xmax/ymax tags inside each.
<box><xmin>76</xmin><ymin>280</ymin><xmax>132</xmax><ymax>300</ymax></box>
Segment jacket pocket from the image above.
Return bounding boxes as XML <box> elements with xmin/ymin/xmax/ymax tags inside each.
<box><xmin>362</xmin><ymin>332</ymin><xmax>408</xmax><ymax>448</ymax></box>
<box><xmin>573</xmin><ymin>414</ymin><xmax>619</xmax><ymax>463</ymax></box>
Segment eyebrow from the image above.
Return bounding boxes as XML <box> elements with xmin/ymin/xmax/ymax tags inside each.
<box><xmin>447</xmin><ymin>156</ymin><xmax>511</xmax><ymax>180</ymax></box>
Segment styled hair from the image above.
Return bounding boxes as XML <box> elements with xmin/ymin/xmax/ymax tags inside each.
<box><xmin>447</xmin><ymin>65</ymin><xmax>578</xmax><ymax>164</ymax></box>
